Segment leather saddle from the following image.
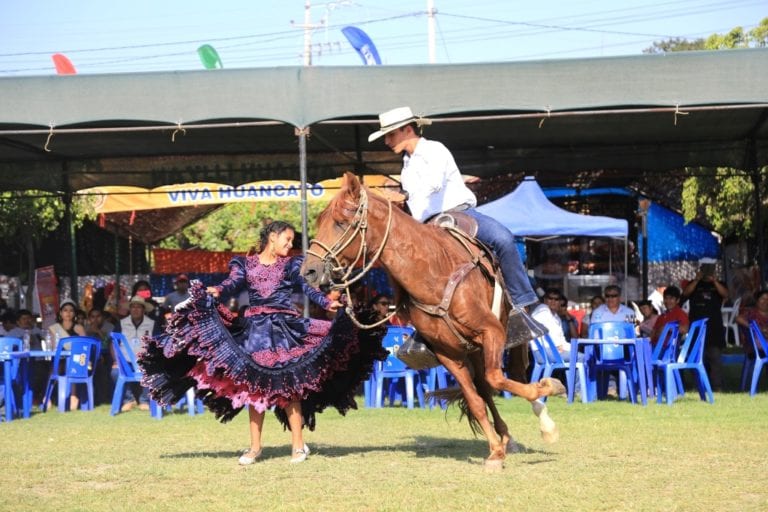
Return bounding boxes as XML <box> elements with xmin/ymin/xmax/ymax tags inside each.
<box><xmin>427</xmin><ymin>211</ymin><xmax>479</xmax><ymax>237</ymax></box>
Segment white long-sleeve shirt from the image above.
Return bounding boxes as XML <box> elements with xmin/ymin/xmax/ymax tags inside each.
<box><xmin>401</xmin><ymin>137</ymin><xmax>476</xmax><ymax>222</ymax></box>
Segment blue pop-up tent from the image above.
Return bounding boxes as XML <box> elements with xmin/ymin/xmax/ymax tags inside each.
<box><xmin>477</xmin><ymin>177</ymin><xmax>629</xmax><ymax>296</ymax></box>
<box><xmin>477</xmin><ymin>177</ymin><xmax>628</xmax><ymax>238</ymax></box>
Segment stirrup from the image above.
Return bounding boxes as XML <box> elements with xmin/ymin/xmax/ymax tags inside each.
<box><xmin>506</xmin><ymin>307</ymin><xmax>547</xmax><ymax>349</ymax></box>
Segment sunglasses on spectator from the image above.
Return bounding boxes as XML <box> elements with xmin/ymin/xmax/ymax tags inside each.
<box><xmin>604</xmin><ymin>293</ymin><xmax>620</xmax><ymax>298</ymax></box>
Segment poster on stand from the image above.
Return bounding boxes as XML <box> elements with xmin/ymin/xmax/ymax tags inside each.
<box><xmin>34</xmin><ymin>266</ymin><xmax>59</xmax><ymax>329</ymax></box>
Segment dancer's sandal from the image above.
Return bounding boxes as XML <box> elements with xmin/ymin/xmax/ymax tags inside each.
<box><xmin>238</xmin><ymin>448</ymin><xmax>263</xmax><ymax>465</ymax></box>
<box><xmin>290</xmin><ymin>445</ymin><xmax>310</xmax><ymax>464</ymax></box>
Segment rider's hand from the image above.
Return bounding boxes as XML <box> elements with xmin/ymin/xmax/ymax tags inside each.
<box><xmin>377</xmin><ymin>188</ymin><xmax>408</xmax><ymax>204</ymax></box>
<box><xmin>327</xmin><ymin>300</ymin><xmax>344</xmax><ymax>312</ymax></box>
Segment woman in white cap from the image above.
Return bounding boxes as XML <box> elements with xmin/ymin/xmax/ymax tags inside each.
<box><xmin>139</xmin><ymin>220</ymin><xmax>386</xmax><ymax>464</ymax></box>
<box><xmin>368</xmin><ymin>106</ymin><xmax>545</xmax><ymax>347</ymax></box>
<box><xmin>48</xmin><ymin>298</ymin><xmax>87</xmax><ymax>409</ymax></box>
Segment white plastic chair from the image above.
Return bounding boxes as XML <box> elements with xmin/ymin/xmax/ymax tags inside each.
<box><xmin>722</xmin><ymin>297</ymin><xmax>741</xmax><ymax>347</ymax></box>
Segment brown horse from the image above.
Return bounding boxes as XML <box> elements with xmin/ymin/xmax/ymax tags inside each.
<box><xmin>301</xmin><ymin>172</ymin><xmax>565</xmax><ymax>467</ymax></box>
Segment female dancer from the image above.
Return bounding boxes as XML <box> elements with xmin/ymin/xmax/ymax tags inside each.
<box><xmin>139</xmin><ymin>221</ymin><xmax>385</xmax><ymax>464</ymax></box>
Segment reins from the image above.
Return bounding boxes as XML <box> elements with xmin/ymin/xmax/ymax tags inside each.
<box><xmin>307</xmin><ymin>187</ymin><xmax>398</xmax><ymax>329</ymax></box>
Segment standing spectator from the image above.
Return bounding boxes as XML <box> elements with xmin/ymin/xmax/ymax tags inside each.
<box><xmin>682</xmin><ymin>259</ymin><xmax>729</xmax><ymax>391</ymax></box>
<box><xmin>114</xmin><ymin>295</ymin><xmax>159</xmax><ymax>411</ymax></box>
<box><xmin>163</xmin><ymin>274</ymin><xmax>191</xmax><ymax>311</ymax></box>
<box><xmin>590</xmin><ymin>285</ymin><xmax>636</xmax><ymax>325</ymax></box>
<box><xmin>650</xmin><ymin>286</ymin><xmax>689</xmax><ymax>347</ymax></box>
<box><xmin>648</xmin><ymin>283</ymin><xmax>667</xmax><ymax>314</ymax></box>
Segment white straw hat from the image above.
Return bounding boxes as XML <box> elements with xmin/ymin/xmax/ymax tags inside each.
<box><xmin>128</xmin><ymin>295</ymin><xmax>154</xmax><ymax>313</ymax></box>
<box><xmin>368</xmin><ymin>106</ymin><xmax>431</xmax><ymax>142</ymax></box>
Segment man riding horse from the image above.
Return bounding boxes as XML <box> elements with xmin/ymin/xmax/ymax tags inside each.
<box><xmin>368</xmin><ymin>106</ymin><xmax>547</xmax><ymax>348</ymax></box>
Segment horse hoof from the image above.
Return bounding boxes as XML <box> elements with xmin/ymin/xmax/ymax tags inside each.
<box><xmin>506</xmin><ymin>440</ymin><xmax>523</xmax><ymax>454</ymax></box>
<box><xmin>540</xmin><ymin>377</ymin><xmax>566</xmax><ymax>397</ymax></box>
<box><xmin>541</xmin><ymin>426</ymin><xmax>560</xmax><ymax>444</ymax></box>
<box><xmin>484</xmin><ymin>458</ymin><xmax>505</xmax><ymax>470</ymax></box>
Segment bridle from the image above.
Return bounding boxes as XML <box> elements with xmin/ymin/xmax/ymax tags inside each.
<box><xmin>307</xmin><ymin>187</ymin><xmax>397</xmax><ymax>329</ymax></box>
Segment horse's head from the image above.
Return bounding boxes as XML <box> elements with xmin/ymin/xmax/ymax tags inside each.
<box><xmin>302</xmin><ymin>172</ymin><xmax>374</xmax><ymax>288</ymax></box>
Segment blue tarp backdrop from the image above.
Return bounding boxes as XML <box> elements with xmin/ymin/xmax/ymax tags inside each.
<box><xmin>642</xmin><ymin>202</ymin><xmax>720</xmax><ymax>262</ymax></box>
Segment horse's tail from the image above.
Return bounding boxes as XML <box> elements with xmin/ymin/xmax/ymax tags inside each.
<box><xmin>426</xmin><ymin>387</ymin><xmax>484</xmax><ymax>436</ymax></box>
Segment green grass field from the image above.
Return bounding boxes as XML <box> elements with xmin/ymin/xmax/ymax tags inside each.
<box><xmin>2</xmin><ymin>389</ymin><xmax>767</xmax><ymax>512</ymax></box>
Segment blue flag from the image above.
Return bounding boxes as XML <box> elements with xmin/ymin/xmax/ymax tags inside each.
<box><xmin>341</xmin><ymin>26</ymin><xmax>382</xmax><ymax>66</ymax></box>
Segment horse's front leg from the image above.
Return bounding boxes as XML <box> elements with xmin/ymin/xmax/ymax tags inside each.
<box><xmin>436</xmin><ymin>353</ymin><xmax>506</xmax><ymax>468</ymax></box>
<box><xmin>478</xmin><ymin>325</ymin><xmax>565</xmax><ymax>400</ymax></box>
<box><xmin>479</xmin><ymin>326</ymin><xmax>563</xmax><ymax>444</ymax></box>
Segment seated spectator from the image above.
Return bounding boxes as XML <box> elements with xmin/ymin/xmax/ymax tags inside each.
<box><xmin>0</xmin><ymin>310</ymin><xmax>19</xmax><ymax>337</ymax></box>
<box><xmin>736</xmin><ymin>289</ymin><xmax>768</xmax><ymax>358</ymax></box>
<box><xmin>15</xmin><ymin>309</ymin><xmax>47</xmax><ymax>406</ymax></box>
<box><xmin>636</xmin><ymin>300</ymin><xmax>659</xmax><ymax>337</ymax></box>
<box><xmin>579</xmin><ymin>294</ymin><xmax>605</xmax><ymax>337</ymax></box>
<box><xmin>131</xmin><ymin>280</ymin><xmax>161</xmax><ymax>323</ymax></box>
<box><xmin>113</xmin><ymin>295</ymin><xmax>160</xmax><ymax>411</ymax></box>
<box><xmin>557</xmin><ymin>296</ymin><xmax>579</xmax><ymax>340</ymax></box>
<box><xmin>531</xmin><ymin>288</ymin><xmax>578</xmax><ymax>362</ymax></box>
<box><xmin>590</xmin><ymin>285</ymin><xmax>635</xmax><ymax>325</ymax></box>
<box><xmin>85</xmin><ymin>308</ymin><xmax>115</xmax><ymax>405</ymax></box>
<box><xmin>650</xmin><ymin>286</ymin><xmax>689</xmax><ymax>347</ymax></box>
<box><xmin>49</xmin><ymin>299</ymin><xmax>88</xmax><ymax>409</ymax></box>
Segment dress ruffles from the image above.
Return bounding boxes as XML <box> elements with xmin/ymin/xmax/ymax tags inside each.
<box><xmin>139</xmin><ymin>260</ymin><xmax>386</xmax><ymax>430</ymax></box>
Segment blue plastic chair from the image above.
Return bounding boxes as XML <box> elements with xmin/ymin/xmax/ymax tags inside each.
<box><xmin>423</xmin><ymin>365</ymin><xmax>452</xmax><ymax>409</ymax></box>
<box><xmin>374</xmin><ymin>326</ymin><xmax>425</xmax><ymax>409</ymax></box>
<box><xmin>42</xmin><ymin>336</ymin><xmax>101</xmax><ymax>412</ymax></box>
<box><xmin>110</xmin><ymin>332</ymin><xmax>151</xmax><ymax>416</ymax></box>
<box><xmin>0</xmin><ymin>337</ymin><xmax>22</xmax><ymax>420</ymax></box>
<box><xmin>649</xmin><ymin>321</ymin><xmax>682</xmax><ymax>401</ymax></box>
<box><xmin>535</xmin><ymin>334</ymin><xmax>589</xmax><ymax>403</ymax></box>
<box><xmin>747</xmin><ymin>320</ymin><xmax>768</xmax><ymax>396</ymax></box>
<box><xmin>110</xmin><ymin>333</ymin><xmax>197</xmax><ymax>418</ymax></box>
<box><xmin>655</xmin><ymin>318</ymin><xmax>713</xmax><ymax>405</ymax></box>
<box><xmin>588</xmin><ymin>322</ymin><xmax>638</xmax><ymax>402</ymax></box>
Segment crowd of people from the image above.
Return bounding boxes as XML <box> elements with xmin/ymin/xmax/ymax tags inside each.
<box><xmin>528</xmin><ymin>257</ymin><xmax>757</xmax><ymax>393</ymax></box>
<box><xmin>0</xmin><ymin>274</ymin><xmax>193</xmax><ymax>411</ymax></box>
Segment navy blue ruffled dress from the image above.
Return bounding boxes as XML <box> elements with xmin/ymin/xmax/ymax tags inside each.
<box><xmin>139</xmin><ymin>254</ymin><xmax>386</xmax><ymax>429</ymax></box>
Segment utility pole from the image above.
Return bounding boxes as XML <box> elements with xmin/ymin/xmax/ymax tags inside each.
<box><xmin>427</xmin><ymin>0</ymin><xmax>437</xmax><ymax>63</ymax></box>
<box><xmin>292</xmin><ymin>0</ymin><xmax>324</xmax><ymax>66</ymax></box>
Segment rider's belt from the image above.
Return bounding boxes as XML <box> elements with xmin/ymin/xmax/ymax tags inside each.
<box><xmin>447</xmin><ymin>202</ymin><xmax>472</xmax><ymax>212</ymax></box>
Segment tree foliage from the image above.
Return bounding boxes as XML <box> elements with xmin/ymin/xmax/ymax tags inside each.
<box><xmin>0</xmin><ymin>191</ymin><xmax>95</xmax><ymax>304</ymax></box>
<box><xmin>158</xmin><ymin>200</ymin><xmax>329</xmax><ymax>251</ymax></box>
<box><xmin>681</xmin><ymin>169</ymin><xmax>759</xmax><ymax>238</ymax></box>
<box><xmin>645</xmin><ymin>17</ymin><xmax>768</xmax><ymax>243</ymax></box>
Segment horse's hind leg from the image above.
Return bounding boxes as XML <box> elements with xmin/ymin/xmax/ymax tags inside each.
<box><xmin>437</xmin><ymin>354</ymin><xmax>506</xmax><ymax>467</ymax></box>
<box><xmin>468</xmin><ymin>352</ymin><xmax>519</xmax><ymax>454</ymax></box>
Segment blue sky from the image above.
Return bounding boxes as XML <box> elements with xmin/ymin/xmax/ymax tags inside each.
<box><xmin>0</xmin><ymin>0</ymin><xmax>763</xmax><ymax>75</ymax></box>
